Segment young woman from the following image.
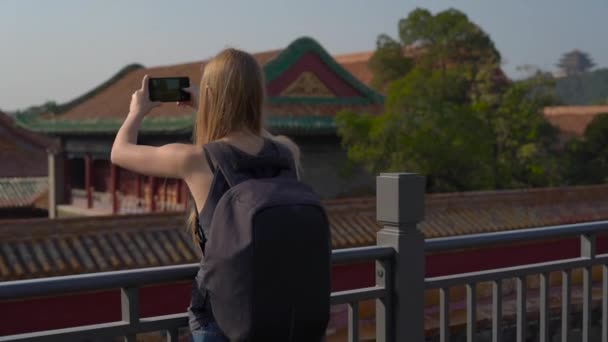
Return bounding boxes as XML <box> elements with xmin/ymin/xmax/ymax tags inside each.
<box><xmin>111</xmin><ymin>48</ymin><xmax>301</xmax><ymax>342</ymax></box>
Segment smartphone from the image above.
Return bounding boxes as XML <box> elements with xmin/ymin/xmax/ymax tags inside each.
<box><xmin>148</xmin><ymin>77</ymin><xmax>191</xmax><ymax>102</ymax></box>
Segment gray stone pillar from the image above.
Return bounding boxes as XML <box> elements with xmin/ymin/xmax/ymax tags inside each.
<box><xmin>375</xmin><ymin>173</ymin><xmax>426</xmax><ymax>342</ymax></box>
<box><xmin>47</xmin><ymin>152</ymin><xmax>65</xmax><ymax>218</ymax></box>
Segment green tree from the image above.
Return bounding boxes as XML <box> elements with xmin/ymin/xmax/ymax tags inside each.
<box><xmin>473</xmin><ymin>79</ymin><xmax>561</xmax><ymax>188</ymax></box>
<box><xmin>338</xmin><ymin>8</ymin><xmax>561</xmax><ymax>192</ymax></box>
<box><xmin>369</xmin><ymin>8</ymin><xmax>502</xmax><ymax>93</ymax></box>
<box><xmin>339</xmin><ymin>67</ymin><xmax>495</xmax><ymax>192</ymax></box>
<box><xmin>368</xmin><ymin>34</ymin><xmax>413</xmax><ymax>90</ymax></box>
<box><xmin>564</xmin><ymin>113</ymin><xmax>608</xmax><ymax>184</ymax></box>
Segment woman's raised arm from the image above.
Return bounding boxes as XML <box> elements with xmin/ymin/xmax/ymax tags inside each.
<box><xmin>111</xmin><ymin>75</ymin><xmax>202</xmax><ymax>178</ymax></box>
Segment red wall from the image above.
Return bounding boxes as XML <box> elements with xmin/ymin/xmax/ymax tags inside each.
<box><xmin>2</xmin><ymin>235</ymin><xmax>607</xmax><ymax>336</ymax></box>
<box><xmin>91</xmin><ymin>160</ymin><xmax>111</xmax><ymax>192</ymax></box>
<box><xmin>118</xmin><ymin>168</ymin><xmax>140</xmax><ymax>196</ymax></box>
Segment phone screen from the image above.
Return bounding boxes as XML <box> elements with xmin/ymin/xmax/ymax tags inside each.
<box><xmin>148</xmin><ymin>77</ymin><xmax>191</xmax><ymax>102</ymax></box>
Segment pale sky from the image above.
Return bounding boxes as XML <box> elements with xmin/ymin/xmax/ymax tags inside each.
<box><xmin>1</xmin><ymin>0</ymin><xmax>606</xmax><ymax>111</ymax></box>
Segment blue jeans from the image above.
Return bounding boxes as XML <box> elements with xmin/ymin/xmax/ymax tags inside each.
<box><xmin>191</xmin><ymin>322</ymin><xmax>229</xmax><ymax>342</ymax></box>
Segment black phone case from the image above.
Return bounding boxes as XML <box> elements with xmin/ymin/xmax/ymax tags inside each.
<box><xmin>148</xmin><ymin>77</ymin><xmax>191</xmax><ymax>102</ymax></box>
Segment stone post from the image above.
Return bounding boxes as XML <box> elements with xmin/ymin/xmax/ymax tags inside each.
<box><xmin>375</xmin><ymin>173</ymin><xmax>426</xmax><ymax>342</ymax></box>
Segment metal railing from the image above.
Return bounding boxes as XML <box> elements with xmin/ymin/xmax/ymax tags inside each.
<box><xmin>0</xmin><ymin>246</ymin><xmax>395</xmax><ymax>342</ymax></box>
<box><xmin>425</xmin><ymin>220</ymin><xmax>608</xmax><ymax>342</ymax></box>
<box><xmin>3</xmin><ymin>173</ymin><xmax>608</xmax><ymax>342</ymax></box>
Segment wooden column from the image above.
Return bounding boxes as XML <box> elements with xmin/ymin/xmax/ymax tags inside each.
<box><xmin>163</xmin><ymin>179</ymin><xmax>168</xmax><ymax>211</ymax></box>
<box><xmin>149</xmin><ymin>176</ymin><xmax>157</xmax><ymax>212</ymax></box>
<box><xmin>63</xmin><ymin>157</ymin><xmax>72</xmax><ymax>204</ymax></box>
<box><xmin>84</xmin><ymin>154</ymin><xmax>93</xmax><ymax>209</ymax></box>
<box><xmin>136</xmin><ymin>174</ymin><xmax>143</xmax><ymax>208</ymax></box>
<box><xmin>176</xmin><ymin>180</ymin><xmax>183</xmax><ymax>206</ymax></box>
<box><xmin>110</xmin><ymin>163</ymin><xmax>119</xmax><ymax>214</ymax></box>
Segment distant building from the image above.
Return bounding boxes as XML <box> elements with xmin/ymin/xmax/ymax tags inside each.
<box><xmin>0</xmin><ymin>111</ymin><xmax>58</xmax><ymax>218</ymax></box>
<box><xmin>543</xmin><ymin>105</ymin><xmax>608</xmax><ymax>143</ymax></box>
<box><xmin>15</xmin><ymin>37</ymin><xmax>384</xmax><ymax>216</ymax></box>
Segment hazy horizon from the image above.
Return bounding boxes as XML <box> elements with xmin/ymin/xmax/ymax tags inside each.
<box><xmin>2</xmin><ymin>0</ymin><xmax>607</xmax><ymax>111</ymax></box>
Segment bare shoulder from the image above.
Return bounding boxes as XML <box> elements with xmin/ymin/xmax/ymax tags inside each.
<box><xmin>163</xmin><ymin>143</ymin><xmax>207</xmax><ymax>172</ymax></box>
<box><xmin>163</xmin><ymin>143</ymin><xmax>203</xmax><ymax>158</ymax></box>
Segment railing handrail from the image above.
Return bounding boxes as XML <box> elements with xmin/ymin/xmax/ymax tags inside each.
<box><xmin>5</xmin><ymin>220</ymin><xmax>608</xmax><ymax>301</ymax></box>
<box><xmin>0</xmin><ymin>245</ymin><xmax>395</xmax><ymax>301</ymax></box>
<box><xmin>425</xmin><ymin>220</ymin><xmax>608</xmax><ymax>252</ymax></box>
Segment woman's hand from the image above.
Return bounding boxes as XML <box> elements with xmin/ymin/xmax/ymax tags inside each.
<box><xmin>129</xmin><ymin>74</ymin><xmax>161</xmax><ymax>117</ymax></box>
<box><xmin>177</xmin><ymin>84</ymin><xmax>200</xmax><ymax>110</ymax></box>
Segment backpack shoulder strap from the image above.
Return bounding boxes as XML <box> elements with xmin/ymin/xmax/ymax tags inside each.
<box><xmin>203</xmin><ymin>141</ymin><xmax>244</xmax><ymax>187</ymax></box>
<box><xmin>204</xmin><ymin>138</ymin><xmax>298</xmax><ymax>185</ymax></box>
<box><xmin>195</xmin><ymin>142</ymin><xmax>234</xmax><ymax>254</ymax></box>
<box><xmin>268</xmin><ymin>139</ymin><xmax>299</xmax><ymax>180</ymax></box>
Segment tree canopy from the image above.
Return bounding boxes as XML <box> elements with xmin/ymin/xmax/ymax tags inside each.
<box><xmin>564</xmin><ymin>113</ymin><xmax>608</xmax><ymax>184</ymax></box>
<box><xmin>338</xmin><ymin>8</ymin><xmax>562</xmax><ymax>192</ymax></box>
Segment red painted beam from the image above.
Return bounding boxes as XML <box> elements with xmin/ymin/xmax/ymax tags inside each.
<box><xmin>163</xmin><ymin>179</ymin><xmax>168</xmax><ymax>212</ymax></box>
<box><xmin>136</xmin><ymin>174</ymin><xmax>143</xmax><ymax>201</ymax></box>
<box><xmin>176</xmin><ymin>180</ymin><xmax>183</xmax><ymax>206</ymax></box>
<box><xmin>149</xmin><ymin>176</ymin><xmax>157</xmax><ymax>212</ymax></box>
<box><xmin>110</xmin><ymin>164</ymin><xmax>119</xmax><ymax>214</ymax></box>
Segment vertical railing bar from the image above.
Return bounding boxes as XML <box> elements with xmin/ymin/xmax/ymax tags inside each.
<box><xmin>581</xmin><ymin>233</ymin><xmax>596</xmax><ymax>342</ymax></box>
<box><xmin>583</xmin><ymin>265</ymin><xmax>593</xmax><ymax>342</ymax></box>
<box><xmin>375</xmin><ymin>256</ymin><xmax>393</xmax><ymax>342</ymax></box>
<box><xmin>562</xmin><ymin>270</ymin><xmax>571</xmax><ymax>342</ymax></box>
<box><xmin>348</xmin><ymin>301</ymin><xmax>360</xmax><ymax>342</ymax></box>
<box><xmin>440</xmin><ymin>287</ymin><xmax>450</xmax><ymax>342</ymax></box>
<box><xmin>603</xmin><ymin>264</ymin><xmax>608</xmax><ymax>342</ymax></box>
<box><xmin>467</xmin><ymin>283</ymin><xmax>477</xmax><ymax>342</ymax></box>
<box><xmin>166</xmin><ymin>328</ymin><xmax>179</xmax><ymax>342</ymax></box>
<box><xmin>517</xmin><ymin>276</ymin><xmax>527</xmax><ymax>342</ymax></box>
<box><xmin>492</xmin><ymin>280</ymin><xmax>502</xmax><ymax>342</ymax></box>
<box><xmin>540</xmin><ymin>272</ymin><xmax>550</xmax><ymax>342</ymax></box>
<box><xmin>384</xmin><ymin>257</ymin><xmax>394</xmax><ymax>341</ymax></box>
<box><xmin>121</xmin><ymin>286</ymin><xmax>139</xmax><ymax>342</ymax></box>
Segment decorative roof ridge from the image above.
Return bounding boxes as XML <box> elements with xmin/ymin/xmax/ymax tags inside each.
<box><xmin>263</xmin><ymin>36</ymin><xmax>384</xmax><ymax>104</ymax></box>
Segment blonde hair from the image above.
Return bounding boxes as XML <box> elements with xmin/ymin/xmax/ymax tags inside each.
<box><xmin>187</xmin><ymin>48</ymin><xmax>265</xmax><ymax>239</ymax></box>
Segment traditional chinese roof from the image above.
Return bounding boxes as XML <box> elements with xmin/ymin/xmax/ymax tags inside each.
<box><xmin>0</xmin><ymin>111</ymin><xmax>58</xmax><ymax>177</ymax></box>
<box><xmin>2</xmin><ymin>184</ymin><xmax>608</xmax><ymax>281</ymax></box>
<box><xmin>0</xmin><ymin>213</ymin><xmax>195</xmax><ymax>280</ymax></box>
<box><xmin>16</xmin><ymin>37</ymin><xmax>383</xmax><ymax>136</ymax></box>
<box><xmin>0</xmin><ymin>177</ymin><xmax>48</xmax><ymax>209</ymax></box>
<box><xmin>543</xmin><ymin>105</ymin><xmax>608</xmax><ymax>138</ymax></box>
